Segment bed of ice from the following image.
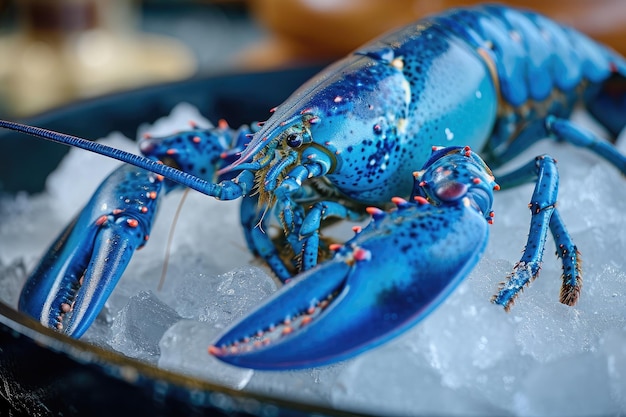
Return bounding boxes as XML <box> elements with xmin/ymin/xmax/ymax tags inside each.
<box><xmin>1</xmin><ymin>103</ymin><xmax>625</xmax><ymax>416</ymax></box>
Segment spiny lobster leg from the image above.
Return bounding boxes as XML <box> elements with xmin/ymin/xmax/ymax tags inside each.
<box><xmin>491</xmin><ymin>154</ymin><xmax>581</xmax><ymax>309</ymax></box>
<box><xmin>19</xmin><ymin>164</ymin><xmax>163</xmax><ymax>337</ymax></box>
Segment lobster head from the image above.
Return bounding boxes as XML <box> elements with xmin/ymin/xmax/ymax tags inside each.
<box><xmin>218</xmin><ymin>54</ymin><xmax>411</xmax><ymax>200</ymax></box>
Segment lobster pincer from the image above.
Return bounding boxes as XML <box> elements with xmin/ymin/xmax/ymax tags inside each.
<box><xmin>209</xmin><ymin>146</ymin><xmax>498</xmax><ymax>369</ymax></box>
<box><xmin>17</xmin><ymin>121</ymin><xmax>253</xmax><ymax>337</ymax></box>
<box><xmin>19</xmin><ymin>164</ymin><xmax>164</xmax><ymax>336</ymax></box>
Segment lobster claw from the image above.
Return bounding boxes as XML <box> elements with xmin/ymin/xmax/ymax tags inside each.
<box><xmin>210</xmin><ymin>199</ymin><xmax>490</xmax><ymax>370</ymax></box>
<box><xmin>18</xmin><ymin>164</ymin><xmax>163</xmax><ymax>337</ymax></box>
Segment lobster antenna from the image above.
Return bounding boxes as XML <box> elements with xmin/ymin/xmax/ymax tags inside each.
<box><xmin>0</xmin><ymin>120</ymin><xmax>220</xmax><ymax>196</ymax></box>
<box><xmin>157</xmin><ymin>188</ymin><xmax>189</xmax><ymax>291</ymax></box>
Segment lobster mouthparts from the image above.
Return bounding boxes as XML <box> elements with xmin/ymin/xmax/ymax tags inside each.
<box><xmin>210</xmin><ymin>200</ymin><xmax>490</xmax><ymax>370</ymax></box>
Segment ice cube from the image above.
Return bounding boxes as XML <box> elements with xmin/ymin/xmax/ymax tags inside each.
<box><xmin>600</xmin><ymin>328</ymin><xmax>626</xmax><ymax>410</ymax></box>
<box><xmin>0</xmin><ymin>193</ymin><xmax>66</xmax><ymax>267</ymax></box>
<box><xmin>0</xmin><ymin>258</ymin><xmax>27</xmax><ymax>308</ymax></box>
<box><xmin>331</xmin><ymin>343</ymin><xmax>505</xmax><ymax>416</ymax></box>
<box><xmin>82</xmin><ymin>304</ymin><xmax>115</xmax><ymax>349</ymax></box>
<box><xmin>160</xmin><ymin>266</ymin><xmax>277</xmax><ymax>324</ymax></box>
<box><xmin>109</xmin><ymin>290</ymin><xmax>181</xmax><ymax>364</ymax></box>
<box><xmin>513</xmin><ymin>351</ymin><xmax>620</xmax><ymax>417</ymax></box>
<box><xmin>159</xmin><ymin>319</ymin><xmax>253</xmax><ymax>390</ymax></box>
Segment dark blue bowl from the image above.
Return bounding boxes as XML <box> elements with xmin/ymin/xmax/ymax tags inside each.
<box><xmin>0</xmin><ymin>67</ymin><xmax>366</xmax><ymax>417</ymax></box>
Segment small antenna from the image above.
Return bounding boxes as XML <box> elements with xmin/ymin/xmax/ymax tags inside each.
<box><xmin>157</xmin><ymin>189</ymin><xmax>190</xmax><ymax>291</ymax></box>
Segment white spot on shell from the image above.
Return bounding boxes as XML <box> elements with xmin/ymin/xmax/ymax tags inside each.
<box><xmin>445</xmin><ymin>128</ymin><xmax>454</xmax><ymax>141</ymax></box>
<box><xmin>475</xmin><ymin>90</ymin><xmax>482</xmax><ymax>99</ymax></box>
<box><xmin>391</xmin><ymin>58</ymin><xmax>404</xmax><ymax>70</ymax></box>
<box><xmin>397</xmin><ymin>117</ymin><xmax>408</xmax><ymax>134</ymax></box>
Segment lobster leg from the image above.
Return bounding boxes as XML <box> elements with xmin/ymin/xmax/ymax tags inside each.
<box><xmin>299</xmin><ymin>201</ymin><xmax>366</xmax><ymax>271</ymax></box>
<box><xmin>490</xmin><ymin>117</ymin><xmax>626</xmax><ymax>175</ymax></box>
<box><xmin>545</xmin><ymin>116</ymin><xmax>626</xmax><ymax>174</ymax></box>
<box><xmin>19</xmin><ymin>164</ymin><xmax>163</xmax><ymax>337</ymax></box>
<box><xmin>548</xmin><ymin>210</ymin><xmax>582</xmax><ymax>306</ymax></box>
<box><xmin>490</xmin><ymin>154</ymin><xmax>581</xmax><ymax>309</ymax></box>
<box><xmin>260</xmin><ymin>163</ymin><xmax>330</xmax><ymax>279</ymax></box>
<box><xmin>239</xmin><ymin>195</ymin><xmax>295</xmax><ymax>280</ymax></box>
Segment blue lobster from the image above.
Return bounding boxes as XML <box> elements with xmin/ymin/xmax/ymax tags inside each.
<box><xmin>2</xmin><ymin>4</ymin><xmax>626</xmax><ymax>370</ymax></box>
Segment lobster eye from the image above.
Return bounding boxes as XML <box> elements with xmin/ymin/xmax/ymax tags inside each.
<box><xmin>285</xmin><ymin>133</ymin><xmax>302</xmax><ymax>148</ymax></box>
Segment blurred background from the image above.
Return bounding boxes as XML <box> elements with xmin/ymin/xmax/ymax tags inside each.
<box><xmin>1</xmin><ymin>0</ymin><xmax>626</xmax><ymax>119</ymax></box>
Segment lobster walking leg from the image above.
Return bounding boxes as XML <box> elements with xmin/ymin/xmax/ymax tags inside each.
<box><xmin>545</xmin><ymin>116</ymin><xmax>626</xmax><ymax>174</ymax></box>
<box><xmin>548</xmin><ymin>210</ymin><xmax>582</xmax><ymax>306</ymax></box>
<box><xmin>491</xmin><ymin>154</ymin><xmax>581</xmax><ymax>309</ymax></box>
<box><xmin>489</xmin><ymin>117</ymin><xmax>626</xmax><ymax>175</ymax></box>
<box><xmin>299</xmin><ymin>201</ymin><xmax>365</xmax><ymax>271</ymax></box>
<box><xmin>239</xmin><ymin>195</ymin><xmax>295</xmax><ymax>280</ymax></box>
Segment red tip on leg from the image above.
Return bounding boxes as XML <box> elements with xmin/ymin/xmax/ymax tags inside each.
<box><xmin>329</xmin><ymin>243</ymin><xmax>343</xmax><ymax>251</ymax></box>
<box><xmin>391</xmin><ymin>196</ymin><xmax>408</xmax><ymax>205</ymax></box>
<box><xmin>365</xmin><ymin>206</ymin><xmax>384</xmax><ymax>219</ymax></box>
<box><xmin>413</xmin><ymin>196</ymin><xmax>429</xmax><ymax>205</ymax></box>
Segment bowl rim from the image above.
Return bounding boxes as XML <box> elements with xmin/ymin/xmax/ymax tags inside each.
<box><xmin>0</xmin><ymin>300</ymin><xmax>362</xmax><ymax>416</ymax></box>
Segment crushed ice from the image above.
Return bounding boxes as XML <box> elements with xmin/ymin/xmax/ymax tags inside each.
<box><xmin>0</xmin><ymin>103</ymin><xmax>625</xmax><ymax>415</ymax></box>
